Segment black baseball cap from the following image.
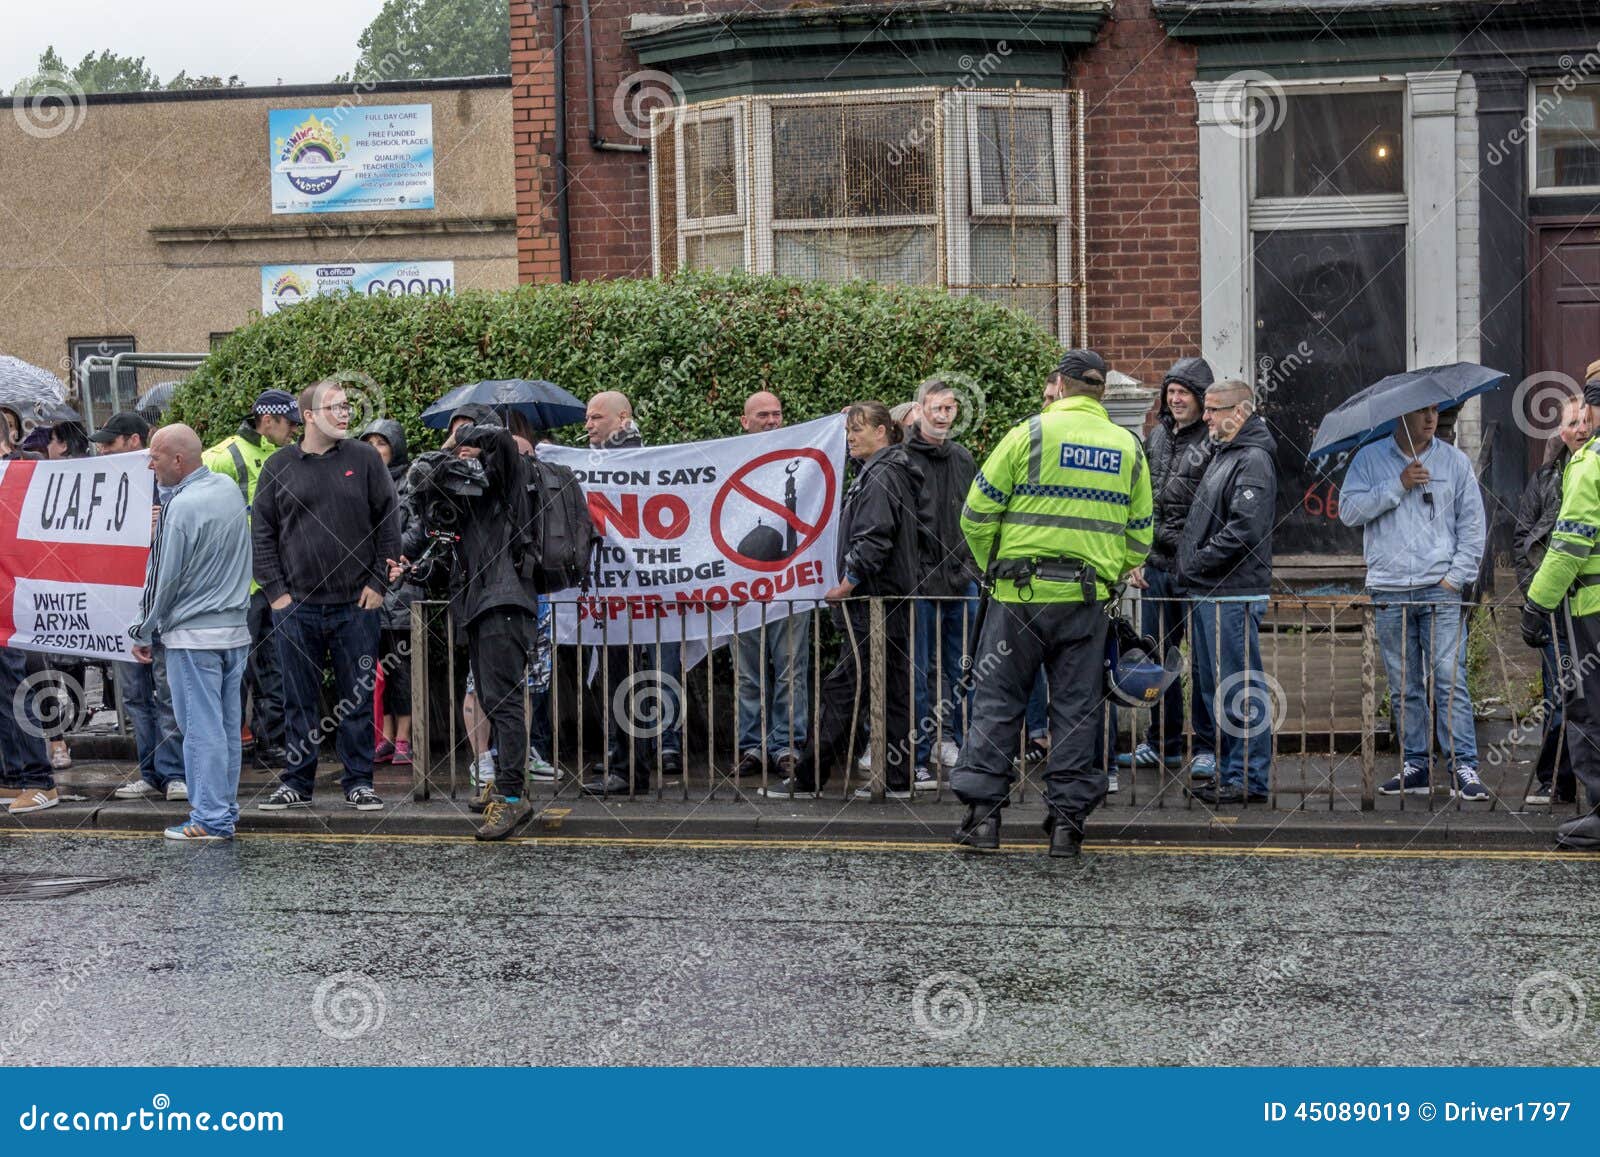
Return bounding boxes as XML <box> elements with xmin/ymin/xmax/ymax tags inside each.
<box><xmin>1054</xmin><ymin>349</ymin><xmax>1108</xmax><ymax>386</ymax></box>
<box><xmin>89</xmin><ymin>411</ymin><xmax>151</xmax><ymax>445</ymax></box>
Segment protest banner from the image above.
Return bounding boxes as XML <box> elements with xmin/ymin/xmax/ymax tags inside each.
<box><xmin>0</xmin><ymin>452</ymin><xmax>152</xmax><ymax>661</ymax></box>
<box><xmin>539</xmin><ymin>415</ymin><xmax>845</xmax><ymax>647</ymax></box>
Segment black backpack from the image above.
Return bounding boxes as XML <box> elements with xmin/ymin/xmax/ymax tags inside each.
<box><xmin>517</xmin><ymin>455</ymin><xmax>600</xmax><ymax>593</ymax></box>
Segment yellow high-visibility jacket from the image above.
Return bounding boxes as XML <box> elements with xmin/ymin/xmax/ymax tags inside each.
<box><xmin>960</xmin><ymin>395</ymin><xmax>1153</xmax><ymax>604</ymax></box>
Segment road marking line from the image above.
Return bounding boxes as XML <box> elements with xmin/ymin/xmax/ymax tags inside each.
<box><xmin>0</xmin><ymin>827</ymin><xmax>1594</xmax><ymax>861</ymax></box>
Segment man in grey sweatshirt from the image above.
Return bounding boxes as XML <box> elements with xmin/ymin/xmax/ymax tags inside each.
<box><xmin>129</xmin><ymin>424</ymin><xmax>252</xmax><ymax>841</ymax></box>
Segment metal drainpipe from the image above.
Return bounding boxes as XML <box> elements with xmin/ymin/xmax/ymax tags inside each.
<box><xmin>581</xmin><ymin>0</ymin><xmax>648</xmax><ymax>153</ymax></box>
<box><xmin>553</xmin><ymin>0</ymin><xmax>572</xmax><ymax>280</ymax></box>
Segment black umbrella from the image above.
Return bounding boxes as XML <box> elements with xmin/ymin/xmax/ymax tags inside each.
<box><xmin>1307</xmin><ymin>362</ymin><xmax>1507</xmax><ymax>461</ymax></box>
<box><xmin>420</xmin><ymin>379</ymin><xmax>585</xmax><ymax>431</ymax></box>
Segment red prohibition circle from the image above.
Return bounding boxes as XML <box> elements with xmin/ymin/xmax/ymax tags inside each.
<box><xmin>709</xmin><ymin>447</ymin><xmax>837</xmax><ymax>572</ymax></box>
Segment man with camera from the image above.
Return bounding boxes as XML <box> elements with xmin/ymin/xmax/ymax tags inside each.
<box><xmin>400</xmin><ymin>408</ymin><xmax>541</xmax><ymax>841</ymax></box>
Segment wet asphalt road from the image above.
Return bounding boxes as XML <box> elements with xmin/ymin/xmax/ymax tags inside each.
<box><xmin>1</xmin><ymin>832</ymin><xmax>1596</xmax><ymax>1066</ymax></box>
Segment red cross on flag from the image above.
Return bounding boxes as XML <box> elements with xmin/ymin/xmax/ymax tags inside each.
<box><xmin>0</xmin><ymin>454</ymin><xmax>153</xmax><ymax>661</ymax></box>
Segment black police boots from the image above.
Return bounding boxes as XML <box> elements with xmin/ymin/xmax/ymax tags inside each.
<box><xmin>1555</xmin><ymin>810</ymin><xmax>1600</xmax><ymax>851</ymax></box>
<box><xmin>953</xmin><ymin>802</ymin><xmax>1001</xmax><ymax>850</ymax></box>
<box><xmin>1042</xmin><ymin>812</ymin><xmax>1084</xmax><ymax>858</ymax></box>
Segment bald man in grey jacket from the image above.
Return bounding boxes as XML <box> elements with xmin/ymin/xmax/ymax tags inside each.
<box><xmin>130</xmin><ymin>424</ymin><xmax>251</xmax><ymax>841</ymax></box>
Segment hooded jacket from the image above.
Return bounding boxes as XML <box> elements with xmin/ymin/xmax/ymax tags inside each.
<box><xmin>1177</xmin><ymin>412</ymin><xmax>1277</xmax><ymax>597</ymax></box>
<box><xmin>840</xmin><ymin>442</ymin><xmax>925</xmax><ymax>598</ymax></box>
<box><xmin>361</xmin><ymin>418</ymin><xmax>419</xmax><ymax>630</ymax></box>
<box><xmin>432</xmin><ymin>424</ymin><xmax>537</xmax><ymax>627</ymax></box>
<box><xmin>1144</xmin><ymin>358</ymin><xmax>1215</xmax><ymax>572</ymax></box>
<box><xmin>1513</xmin><ymin>443</ymin><xmax>1573</xmax><ymax>595</ymax></box>
<box><xmin>904</xmin><ymin>428</ymin><xmax>977</xmax><ymax>596</ymax></box>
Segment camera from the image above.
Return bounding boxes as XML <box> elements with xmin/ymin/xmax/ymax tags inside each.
<box><xmin>410</xmin><ymin>451</ymin><xmax>490</xmax><ymax>530</ymax></box>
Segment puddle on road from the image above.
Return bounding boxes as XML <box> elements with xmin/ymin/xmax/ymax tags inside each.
<box><xmin>0</xmin><ymin>871</ymin><xmax>139</xmax><ymax>901</ymax></box>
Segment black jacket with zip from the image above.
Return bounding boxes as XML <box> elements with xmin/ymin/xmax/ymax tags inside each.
<box><xmin>904</xmin><ymin>429</ymin><xmax>978</xmax><ymax>596</ymax></box>
<box><xmin>1513</xmin><ymin>443</ymin><xmax>1572</xmax><ymax>594</ymax></box>
<box><xmin>419</xmin><ymin>426</ymin><xmax>538</xmax><ymax>627</ymax></box>
<box><xmin>839</xmin><ymin>443</ymin><xmax>925</xmax><ymax>598</ymax></box>
<box><xmin>1145</xmin><ymin>413</ymin><xmax>1215</xmax><ymax>573</ymax></box>
<box><xmin>1177</xmin><ymin>413</ymin><xmax>1278</xmax><ymax>597</ymax></box>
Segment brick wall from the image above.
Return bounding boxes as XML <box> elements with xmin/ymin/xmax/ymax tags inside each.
<box><xmin>1071</xmin><ymin>0</ymin><xmax>1201</xmax><ymax>381</ymax></box>
<box><xmin>512</xmin><ymin>0</ymin><xmax>1203</xmax><ymax>380</ymax></box>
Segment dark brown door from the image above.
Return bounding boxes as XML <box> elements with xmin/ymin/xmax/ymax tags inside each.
<box><xmin>1530</xmin><ymin>221</ymin><xmax>1600</xmax><ymax>472</ymax></box>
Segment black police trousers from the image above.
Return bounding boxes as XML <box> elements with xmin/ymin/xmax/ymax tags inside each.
<box><xmin>1562</xmin><ymin>609</ymin><xmax>1600</xmax><ymax>811</ymax></box>
<box><xmin>950</xmin><ymin>599</ymin><xmax>1109</xmax><ymax>821</ymax></box>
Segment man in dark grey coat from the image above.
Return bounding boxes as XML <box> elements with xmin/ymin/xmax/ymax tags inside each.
<box><xmin>1179</xmin><ymin>380</ymin><xmax>1277</xmax><ymax>806</ymax></box>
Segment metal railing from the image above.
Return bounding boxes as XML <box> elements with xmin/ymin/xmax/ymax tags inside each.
<box><xmin>399</xmin><ymin>590</ymin><xmax>1576</xmax><ymax>815</ymax></box>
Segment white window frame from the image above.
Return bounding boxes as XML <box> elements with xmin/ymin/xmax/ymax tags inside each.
<box><xmin>964</xmin><ymin>92</ymin><xmax>1072</xmax><ymax>218</ymax></box>
<box><xmin>673</xmin><ymin>104</ymin><xmax>748</xmax><ymax>271</ymax></box>
<box><xmin>948</xmin><ymin>91</ymin><xmax>1075</xmax><ymax>341</ymax></box>
<box><xmin>760</xmin><ymin>88</ymin><xmax>941</xmax><ymax>281</ymax></box>
<box><xmin>652</xmin><ymin>86</ymin><xmax>1080</xmax><ymax>341</ymax></box>
<box><xmin>1528</xmin><ymin>77</ymin><xmax>1600</xmax><ymax>195</ymax></box>
<box><xmin>1243</xmin><ymin>78</ymin><xmax>1416</xmax><ymax>376</ymax></box>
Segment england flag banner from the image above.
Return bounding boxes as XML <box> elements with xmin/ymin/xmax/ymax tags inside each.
<box><xmin>0</xmin><ymin>452</ymin><xmax>152</xmax><ymax>661</ymax></box>
<box><xmin>539</xmin><ymin>415</ymin><xmax>846</xmax><ymax>647</ymax></box>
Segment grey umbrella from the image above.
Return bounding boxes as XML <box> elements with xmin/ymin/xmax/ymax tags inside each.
<box><xmin>0</xmin><ymin>355</ymin><xmax>67</xmax><ymax>423</ymax></box>
<box><xmin>1307</xmin><ymin>362</ymin><xmax>1507</xmax><ymax>460</ymax></box>
<box><xmin>135</xmin><ymin>379</ymin><xmax>184</xmax><ymax>421</ymax></box>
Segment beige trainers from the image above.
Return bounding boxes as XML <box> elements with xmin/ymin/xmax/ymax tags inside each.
<box><xmin>0</xmin><ymin>785</ymin><xmax>21</xmax><ymax>803</ymax></box>
<box><xmin>9</xmin><ymin>788</ymin><xmax>58</xmax><ymax>815</ymax></box>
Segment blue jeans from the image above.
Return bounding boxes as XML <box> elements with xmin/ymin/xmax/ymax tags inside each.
<box><xmin>1139</xmin><ymin>566</ymin><xmax>1214</xmax><ymax>756</ymax></box>
<box><xmin>166</xmin><ymin>646</ymin><xmax>247</xmax><ymax>837</ymax></box>
<box><xmin>1025</xmin><ymin>668</ymin><xmax>1049</xmax><ymax>741</ymax></box>
<box><xmin>117</xmin><ymin>651</ymin><xmax>184</xmax><ymax>788</ymax></box>
<box><xmin>1371</xmin><ymin>585</ymin><xmax>1478</xmax><ymax>770</ymax></box>
<box><xmin>913</xmin><ymin>586</ymin><xmax>980</xmax><ymax>764</ymax></box>
<box><xmin>735</xmin><ymin>610</ymin><xmax>810</xmax><ymax>758</ymax></box>
<box><xmin>273</xmin><ymin>600</ymin><xmax>381</xmax><ymax>795</ymax></box>
<box><xmin>600</xmin><ymin>640</ymin><xmax>682</xmax><ymax>764</ymax></box>
<box><xmin>1190</xmin><ymin>597</ymin><xmax>1271</xmax><ymax>794</ymax></box>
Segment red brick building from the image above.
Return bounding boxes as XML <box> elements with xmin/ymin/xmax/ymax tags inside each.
<box><xmin>509</xmin><ymin>0</ymin><xmax>1199</xmax><ymax>381</ymax></box>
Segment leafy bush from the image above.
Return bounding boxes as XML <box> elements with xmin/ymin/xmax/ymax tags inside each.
<box><xmin>169</xmin><ymin>272</ymin><xmax>1061</xmax><ymax>459</ymax></box>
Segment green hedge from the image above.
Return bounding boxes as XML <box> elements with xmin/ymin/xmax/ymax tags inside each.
<box><xmin>169</xmin><ymin>272</ymin><xmax>1061</xmax><ymax>458</ymax></box>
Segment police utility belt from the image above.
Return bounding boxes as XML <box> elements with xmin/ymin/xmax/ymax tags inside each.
<box><xmin>991</xmin><ymin>556</ymin><xmax>1098</xmax><ymax>604</ymax></box>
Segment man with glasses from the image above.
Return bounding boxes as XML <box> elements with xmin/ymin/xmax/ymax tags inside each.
<box><xmin>1339</xmin><ymin>403</ymin><xmax>1487</xmax><ymax>801</ymax></box>
<box><xmin>253</xmin><ymin>380</ymin><xmax>400</xmax><ymax>812</ymax></box>
<box><xmin>1178</xmin><ymin>380</ymin><xmax>1278</xmax><ymax>806</ymax></box>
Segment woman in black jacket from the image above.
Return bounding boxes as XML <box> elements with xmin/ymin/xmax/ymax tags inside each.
<box><xmin>1512</xmin><ymin>395</ymin><xmax>1591</xmax><ymax>805</ymax></box>
<box><xmin>761</xmin><ymin>401</ymin><xmax>925</xmax><ymax>800</ymax></box>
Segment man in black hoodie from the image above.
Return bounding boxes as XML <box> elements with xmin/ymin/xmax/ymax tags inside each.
<box><xmin>1125</xmin><ymin>357</ymin><xmax>1218</xmax><ymax>777</ymax></box>
<box><xmin>905</xmin><ymin>377</ymin><xmax>978</xmax><ymax>786</ymax></box>
<box><xmin>1178</xmin><ymin>380</ymin><xmax>1278</xmax><ymax>806</ymax></box>
<box><xmin>761</xmin><ymin>402</ymin><xmax>923</xmax><ymax>800</ymax></box>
